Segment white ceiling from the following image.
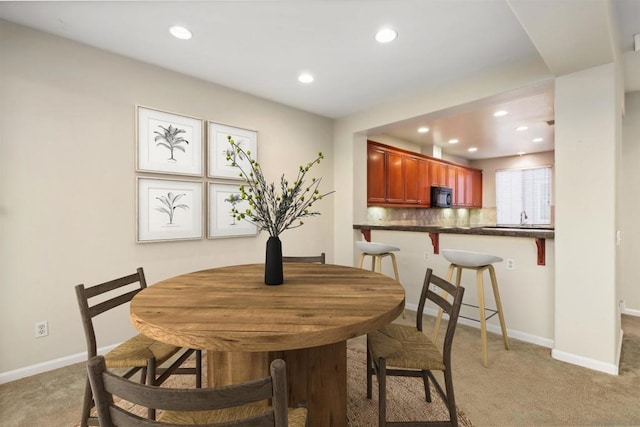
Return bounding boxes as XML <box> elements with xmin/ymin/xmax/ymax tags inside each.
<box><xmin>1</xmin><ymin>1</ymin><xmax>638</xmax><ymax>160</ymax></box>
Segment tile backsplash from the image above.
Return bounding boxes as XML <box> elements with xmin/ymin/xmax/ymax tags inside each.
<box><xmin>366</xmin><ymin>207</ymin><xmax>497</xmax><ymax>227</ymax></box>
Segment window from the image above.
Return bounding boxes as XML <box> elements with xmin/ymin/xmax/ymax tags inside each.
<box><xmin>495</xmin><ymin>166</ymin><xmax>552</xmax><ymax>225</ymax></box>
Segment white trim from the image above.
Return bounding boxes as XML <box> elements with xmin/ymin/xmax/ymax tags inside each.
<box><xmin>622</xmin><ymin>306</ymin><xmax>640</xmax><ymax>317</ymax></box>
<box><xmin>0</xmin><ymin>344</ymin><xmax>118</xmax><ymax>385</ymax></box>
<box><xmin>408</xmin><ymin>306</ymin><xmax>555</xmax><ymax>349</ymax></box>
<box><xmin>616</xmin><ymin>328</ymin><xmax>624</xmax><ymax>370</ymax></box>
<box><xmin>551</xmin><ymin>348</ymin><xmax>619</xmax><ymax>376</ymax></box>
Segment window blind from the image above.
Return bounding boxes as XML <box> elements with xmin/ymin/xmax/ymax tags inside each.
<box><xmin>496</xmin><ymin>166</ymin><xmax>551</xmax><ymax>225</ymax></box>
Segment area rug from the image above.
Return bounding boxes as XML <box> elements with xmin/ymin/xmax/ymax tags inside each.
<box><xmin>84</xmin><ymin>347</ymin><xmax>473</xmax><ymax>426</ymax></box>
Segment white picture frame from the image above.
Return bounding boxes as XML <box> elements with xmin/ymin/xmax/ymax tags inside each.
<box><xmin>137</xmin><ymin>177</ymin><xmax>203</xmax><ymax>242</ymax></box>
<box><xmin>137</xmin><ymin>106</ymin><xmax>203</xmax><ymax>176</ymax></box>
<box><xmin>207</xmin><ymin>122</ymin><xmax>257</xmax><ymax>179</ymax></box>
<box><xmin>208</xmin><ymin>182</ymin><xmax>258</xmax><ymax>238</ymax></box>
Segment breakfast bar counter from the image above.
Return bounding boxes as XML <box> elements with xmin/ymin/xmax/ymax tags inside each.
<box><xmin>354</xmin><ymin>224</ymin><xmax>554</xmax><ymax>265</ymax></box>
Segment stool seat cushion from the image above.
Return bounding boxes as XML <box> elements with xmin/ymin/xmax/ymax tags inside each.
<box><xmin>442</xmin><ymin>249</ymin><xmax>503</xmax><ymax>267</ymax></box>
<box><xmin>356</xmin><ymin>241</ymin><xmax>400</xmax><ymax>255</ymax></box>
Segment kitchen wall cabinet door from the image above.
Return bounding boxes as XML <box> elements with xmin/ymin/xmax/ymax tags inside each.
<box><xmin>470</xmin><ymin>169</ymin><xmax>483</xmax><ymax>207</ymax></box>
<box><xmin>418</xmin><ymin>159</ymin><xmax>431</xmax><ymax>205</ymax></box>
<box><xmin>430</xmin><ymin>160</ymin><xmax>447</xmax><ymax>186</ymax></box>
<box><xmin>367</xmin><ymin>144</ymin><xmax>387</xmax><ymax>204</ymax></box>
<box><xmin>387</xmin><ymin>151</ymin><xmax>405</xmax><ymax>203</ymax></box>
<box><xmin>404</xmin><ymin>156</ymin><xmax>419</xmax><ymax>204</ymax></box>
<box><xmin>455</xmin><ymin>166</ymin><xmax>467</xmax><ymax>206</ymax></box>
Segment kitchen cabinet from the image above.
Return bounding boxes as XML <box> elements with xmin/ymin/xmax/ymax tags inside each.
<box><xmin>470</xmin><ymin>169</ymin><xmax>483</xmax><ymax>207</ymax></box>
<box><xmin>367</xmin><ymin>144</ymin><xmax>386</xmax><ymax>204</ymax></box>
<box><xmin>366</xmin><ymin>140</ymin><xmax>482</xmax><ymax>208</ymax></box>
<box><xmin>367</xmin><ymin>142</ymin><xmax>420</xmax><ymax>207</ymax></box>
<box><xmin>430</xmin><ymin>161</ymin><xmax>448</xmax><ymax>187</ymax></box>
<box><xmin>417</xmin><ymin>159</ymin><xmax>431</xmax><ymax>205</ymax></box>
<box><xmin>455</xmin><ymin>166</ymin><xmax>467</xmax><ymax>206</ymax></box>
<box><xmin>404</xmin><ymin>155</ymin><xmax>419</xmax><ymax>204</ymax></box>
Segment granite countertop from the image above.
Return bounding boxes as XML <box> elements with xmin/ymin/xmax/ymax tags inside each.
<box><xmin>353</xmin><ymin>223</ymin><xmax>555</xmax><ymax>239</ymax></box>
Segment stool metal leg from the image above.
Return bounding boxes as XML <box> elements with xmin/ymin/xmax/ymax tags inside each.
<box><xmin>489</xmin><ymin>264</ymin><xmax>510</xmax><ymax>350</ymax></box>
<box><xmin>476</xmin><ymin>267</ymin><xmax>489</xmax><ymax>367</ymax></box>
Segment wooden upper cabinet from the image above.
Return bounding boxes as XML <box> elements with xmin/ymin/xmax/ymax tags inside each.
<box><xmin>417</xmin><ymin>159</ymin><xmax>431</xmax><ymax>205</ymax></box>
<box><xmin>470</xmin><ymin>169</ymin><xmax>483</xmax><ymax>207</ymax></box>
<box><xmin>404</xmin><ymin>156</ymin><xmax>419</xmax><ymax>204</ymax></box>
<box><xmin>366</xmin><ymin>140</ymin><xmax>482</xmax><ymax>208</ymax></box>
<box><xmin>430</xmin><ymin>161</ymin><xmax>447</xmax><ymax>186</ymax></box>
<box><xmin>386</xmin><ymin>151</ymin><xmax>405</xmax><ymax>203</ymax></box>
<box><xmin>455</xmin><ymin>166</ymin><xmax>467</xmax><ymax>206</ymax></box>
<box><xmin>367</xmin><ymin>144</ymin><xmax>386</xmax><ymax>204</ymax></box>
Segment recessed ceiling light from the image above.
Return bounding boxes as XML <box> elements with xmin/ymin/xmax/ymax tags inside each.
<box><xmin>298</xmin><ymin>73</ymin><xmax>314</xmax><ymax>84</ymax></box>
<box><xmin>516</xmin><ymin>126</ymin><xmax>528</xmax><ymax>131</ymax></box>
<box><xmin>532</xmin><ymin>137</ymin><xmax>543</xmax><ymax>142</ymax></box>
<box><xmin>517</xmin><ymin>151</ymin><xmax>526</xmax><ymax>156</ymax></box>
<box><xmin>468</xmin><ymin>147</ymin><xmax>478</xmax><ymax>152</ymax></box>
<box><xmin>448</xmin><ymin>139</ymin><xmax>459</xmax><ymax>144</ymax></box>
<box><xmin>169</xmin><ymin>25</ymin><xmax>192</xmax><ymax>40</ymax></box>
<box><xmin>494</xmin><ymin>110</ymin><xmax>508</xmax><ymax>117</ymax></box>
<box><xmin>417</xmin><ymin>127</ymin><xmax>430</xmax><ymax>134</ymax></box>
<box><xmin>375</xmin><ymin>27</ymin><xmax>397</xmax><ymax>43</ymax></box>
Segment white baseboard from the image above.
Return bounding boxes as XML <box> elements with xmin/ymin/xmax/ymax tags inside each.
<box><xmin>3</xmin><ymin>301</ymin><xmax>630</xmax><ymax>384</ymax></box>
<box><xmin>406</xmin><ymin>305</ymin><xmax>555</xmax><ymax>349</ymax></box>
<box><xmin>616</xmin><ymin>328</ymin><xmax>624</xmax><ymax>370</ymax></box>
<box><xmin>0</xmin><ymin>344</ymin><xmax>118</xmax><ymax>385</ymax></box>
<box><xmin>551</xmin><ymin>348</ymin><xmax>619</xmax><ymax>376</ymax></box>
<box><xmin>622</xmin><ymin>306</ymin><xmax>640</xmax><ymax>317</ymax></box>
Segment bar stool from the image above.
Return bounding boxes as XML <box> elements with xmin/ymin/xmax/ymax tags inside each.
<box><xmin>433</xmin><ymin>249</ymin><xmax>510</xmax><ymax>367</ymax></box>
<box><xmin>355</xmin><ymin>241</ymin><xmax>404</xmax><ymax>318</ymax></box>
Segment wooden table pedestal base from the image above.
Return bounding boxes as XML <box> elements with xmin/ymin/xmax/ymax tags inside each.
<box><xmin>208</xmin><ymin>341</ymin><xmax>347</xmax><ymax>427</ymax></box>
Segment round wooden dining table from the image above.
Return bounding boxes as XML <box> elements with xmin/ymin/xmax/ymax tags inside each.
<box><xmin>130</xmin><ymin>262</ymin><xmax>405</xmax><ymax>427</ymax></box>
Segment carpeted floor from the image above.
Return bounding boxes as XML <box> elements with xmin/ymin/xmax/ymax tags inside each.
<box><xmin>346</xmin><ymin>348</ymin><xmax>472</xmax><ymax>426</ymax></box>
<box><xmin>2</xmin><ymin>314</ymin><xmax>640</xmax><ymax>426</ymax></box>
<box><xmin>75</xmin><ymin>347</ymin><xmax>471</xmax><ymax>426</ymax></box>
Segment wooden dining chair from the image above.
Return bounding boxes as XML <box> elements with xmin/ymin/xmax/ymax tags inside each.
<box><xmin>283</xmin><ymin>253</ymin><xmax>326</xmax><ymax>264</ymax></box>
<box><xmin>75</xmin><ymin>267</ymin><xmax>202</xmax><ymax>426</ymax></box>
<box><xmin>87</xmin><ymin>355</ymin><xmax>308</xmax><ymax>427</ymax></box>
<box><xmin>366</xmin><ymin>268</ymin><xmax>465</xmax><ymax>426</ymax></box>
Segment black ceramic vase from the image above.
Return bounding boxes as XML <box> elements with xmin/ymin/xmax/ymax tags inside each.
<box><xmin>265</xmin><ymin>235</ymin><xmax>284</xmax><ymax>285</ymax></box>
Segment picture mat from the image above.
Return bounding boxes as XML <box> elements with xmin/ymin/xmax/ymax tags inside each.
<box><xmin>138</xmin><ymin>178</ymin><xmax>203</xmax><ymax>242</ymax></box>
<box><xmin>137</xmin><ymin>106</ymin><xmax>203</xmax><ymax>175</ymax></box>
<box><xmin>208</xmin><ymin>182</ymin><xmax>258</xmax><ymax>238</ymax></box>
<box><xmin>208</xmin><ymin>122</ymin><xmax>257</xmax><ymax>179</ymax></box>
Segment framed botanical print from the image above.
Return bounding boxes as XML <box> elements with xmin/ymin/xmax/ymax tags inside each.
<box><xmin>207</xmin><ymin>122</ymin><xmax>257</xmax><ymax>179</ymax></box>
<box><xmin>208</xmin><ymin>182</ymin><xmax>258</xmax><ymax>238</ymax></box>
<box><xmin>137</xmin><ymin>177</ymin><xmax>203</xmax><ymax>242</ymax></box>
<box><xmin>137</xmin><ymin>106</ymin><xmax>203</xmax><ymax>176</ymax></box>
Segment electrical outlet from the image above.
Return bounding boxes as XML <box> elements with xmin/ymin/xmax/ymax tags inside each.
<box><xmin>506</xmin><ymin>259</ymin><xmax>515</xmax><ymax>270</ymax></box>
<box><xmin>35</xmin><ymin>320</ymin><xmax>48</xmax><ymax>338</ymax></box>
<box><xmin>424</xmin><ymin>251</ymin><xmax>429</xmax><ymax>261</ymax></box>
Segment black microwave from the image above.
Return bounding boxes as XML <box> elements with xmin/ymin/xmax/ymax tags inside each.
<box><xmin>431</xmin><ymin>186</ymin><xmax>453</xmax><ymax>208</ymax></box>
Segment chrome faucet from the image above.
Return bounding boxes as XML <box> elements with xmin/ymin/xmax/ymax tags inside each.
<box><xmin>520</xmin><ymin>210</ymin><xmax>528</xmax><ymax>225</ymax></box>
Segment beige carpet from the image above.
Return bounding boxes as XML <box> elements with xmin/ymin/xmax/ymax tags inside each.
<box><xmin>81</xmin><ymin>348</ymin><xmax>472</xmax><ymax>426</ymax></box>
<box><xmin>346</xmin><ymin>348</ymin><xmax>473</xmax><ymax>426</ymax></box>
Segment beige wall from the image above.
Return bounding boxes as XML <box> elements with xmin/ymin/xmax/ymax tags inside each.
<box><xmin>335</xmin><ymin>50</ymin><xmax>627</xmax><ymax>372</ymax></box>
<box><xmin>620</xmin><ymin>91</ymin><xmax>640</xmax><ymax>312</ymax></box>
<box><xmin>553</xmin><ymin>63</ymin><xmax>620</xmax><ymax>373</ymax></box>
<box><xmin>0</xmin><ymin>20</ymin><xmax>334</xmax><ymax>374</ymax></box>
